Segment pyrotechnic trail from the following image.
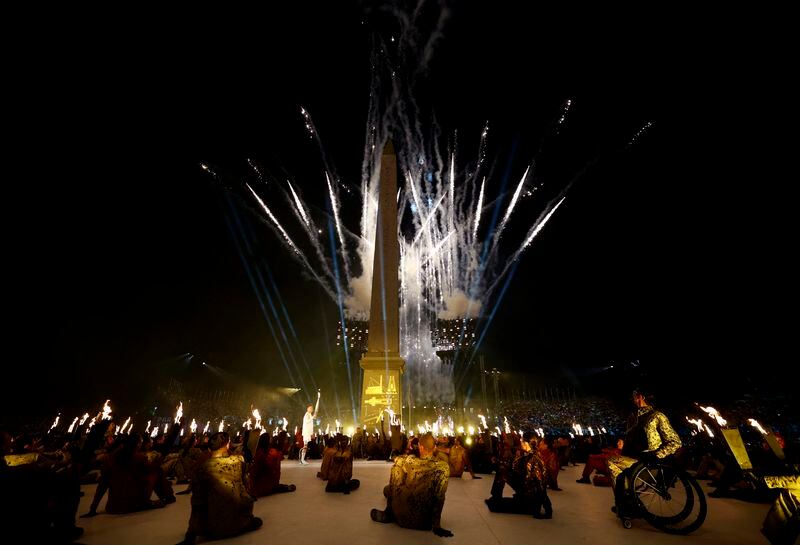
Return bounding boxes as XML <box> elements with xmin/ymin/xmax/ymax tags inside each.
<box><xmin>203</xmin><ymin>16</ymin><xmax>649</xmax><ymax>407</ymax></box>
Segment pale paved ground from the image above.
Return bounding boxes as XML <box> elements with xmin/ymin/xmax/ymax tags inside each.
<box><xmin>75</xmin><ymin>461</ymin><xmax>769</xmax><ymax>545</ymax></box>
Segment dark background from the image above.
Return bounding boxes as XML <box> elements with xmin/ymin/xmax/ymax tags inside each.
<box><xmin>4</xmin><ymin>3</ymin><xmax>794</xmax><ymax>419</ymax></box>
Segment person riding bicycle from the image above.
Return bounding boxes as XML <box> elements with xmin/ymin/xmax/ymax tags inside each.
<box><xmin>607</xmin><ymin>387</ymin><xmax>682</xmax><ymax>517</ymax></box>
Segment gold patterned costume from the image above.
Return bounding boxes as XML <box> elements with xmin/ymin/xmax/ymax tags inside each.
<box><xmin>486</xmin><ymin>451</ymin><xmax>552</xmax><ymax>518</ymax></box>
<box><xmin>326</xmin><ymin>449</ymin><xmax>360</xmax><ymax>493</ymax></box>
<box><xmin>188</xmin><ymin>454</ymin><xmax>257</xmax><ymax>539</ymax></box>
<box><xmin>607</xmin><ymin>406</ymin><xmax>682</xmax><ymax>482</ymax></box>
<box><xmin>317</xmin><ymin>446</ymin><xmax>336</xmax><ymax>480</ymax></box>
<box><xmin>448</xmin><ymin>444</ymin><xmax>466</xmax><ymax>478</ymax></box>
<box><xmin>379</xmin><ymin>454</ymin><xmax>449</xmax><ymax>530</ymax></box>
<box><xmin>762</xmin><ymin>475</ymin><xmax>799</xmax><ymax>545</ymax></box>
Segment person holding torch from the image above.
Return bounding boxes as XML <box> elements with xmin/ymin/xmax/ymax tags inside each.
<box><xmin>300</xmin><ymin>390</ymin><xmax>320</xmax><ymax>465</ymax></box>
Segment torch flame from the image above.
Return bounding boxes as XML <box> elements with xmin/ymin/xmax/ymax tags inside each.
<box><xmin>478</xmin><ymin>414</ymin><xmax>487</xmax><ymax>429</ymax></box>
<box><xmin>190</xmin><ymin>419</ymin><xmax>197</xmax><ymax>434</ymax></box>
<box><xmin>686</xmin><ymin>417</ymin><xmax>715</xmax><ymax>437</ymax></box>
<box><xmin>79</xmin><ymin>413</ymin><xmax>90</xmax><ymax>426</ymax></box>
<box><xmin>163</xmin><ymin>423</ymin><xmax>169</xmax><ymax>434</ymax></box>
<box><xmin>699</xmin><ymin>406</ymin><xmax>727</xmax><ymax>427</ymax></box>
<box><xmin>203</xmin><ymin>421</ymin><xmax>210</xmax><ymax>434</ymax></box>
<box><xmin>145</xmin><ymin>421</ymin><xmax>151</xmax><ymax>433</ymax></box>
<box><xmin>120</xmin><ymin>417</ymin><xmax>131</xmax><ymax>434</ymax></box>
<box><xmin>748</xmin><ymin>418</ymin><xmax>767</xmax><ymax>435</ymax></box>
<box><xmin>503</xmin><ymin>416</ymin><xmax>511</xmax><ymax>434</ymax></box>
<box><xmin>252</xmin><ymin>409</ymin><xmax>262</xmax><ymax>429</ymax></box>
<box><xmin>174</xmin><ymin>402</ymin><xmax>183</xmax><ymax>424</ymax></box>
<box><xmin>218</xmin><ymin>420</ymin><xmax>225</xmax><ymax>433</ymax></box>
<box><xmin>150</xmin><ymin>426</ymin><xmax>159</xmax><ymax>438</ymax></box>
<box><xmin>101</xmin><ymin>400</ymin><xmax>112</xmax><ymax>420</ymax></box>
<box><xmin>50</xmin><ymin>414</ymin><xmax>60</xmax><ymax>431</ymax></box>
<box><xmin>67</xmin><ymin>417</ymin><xmax>78</xmax><ymax>433</ymax></box>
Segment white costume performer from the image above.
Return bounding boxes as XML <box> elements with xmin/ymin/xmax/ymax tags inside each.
<box><xmin>300</xmin><ymin>391</ymin><xmax>320</xmax><ymax>465</ymax></box>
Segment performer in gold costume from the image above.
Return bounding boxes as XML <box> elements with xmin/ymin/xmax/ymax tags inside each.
<box><xmin>370</xmin><ymin>433</ymin><xmax>453</xmax><ymax>537</ymax></box>
<box><xmin>607</xmin><ymin>388</ymin><xmax>681</xmax><ymax>517</ymax></box>
<box><xmin>485</xmin><ymin>432</ymin><xmax>552</xmax><ymax>519</ymax></box>
<box><xmin>325</xmin><ymin>435</ymin><xmax>360</xmax><ymax>493</ymax></box>
<box><xmin>177</xmin><ymin>432</ymin><xmax>262</xmax><ymax>545</ymax></box>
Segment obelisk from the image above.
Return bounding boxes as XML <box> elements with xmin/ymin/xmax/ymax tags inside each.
<box><xmin>359</xmin><ymin>141</ymin><xmax>405</xmax><ymax>424</ymax></box>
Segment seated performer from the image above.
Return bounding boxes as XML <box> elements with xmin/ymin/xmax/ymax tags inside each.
<box><xmin>485</xmin><ymin>432</ymin><xmax>552</xmax><ymax>519</ymax></box>
<box><xmin>177</xmin><ymin>432</ymin><xmax>262</xmax><ymax>545</ymax></box>
<box><xmin>607</xmin><ymin>388</ymin><xmax>681</xmax><ymax>517</ymax></box>
<box><xmin>83</xmin><ymin>434</ymin><xmax>168</xmax><ymax>516</ymax></box>
<box><xmin>448</xmin><ymin>436</ymin><xmax>480</xmax><ymax>479</ymax></box>
<box><xmin>249</xmin><ymin>433</ymin><xmax>296</xmax><ymax>497</ymax></box>
<box><xmin>325</xmin><ymin>435</ymin><xmax>360</xmax><ymax>493</ymax></box>
<box><xmin>537</xmin><ymin>436</ymin><xmax>561</xmax><ymax>491</ymax></box>
<box><xmin>576</xmin><ymin>438</ymin><xmax>624</xmax><ymax>484</ymax></box>
<box><xmin>1</xmin><ymin>429</ymin><xmax>84</xmax><ymax>542</ymax></box>
<box><xmin>370</xmin><ymin>433</ymin><xmax>453</xmax><ymax>537</ymax></box>
<box><xmin>317</xmin><ymin>436</ymin><xmax>337</xmax><ymax>480</ymax></box>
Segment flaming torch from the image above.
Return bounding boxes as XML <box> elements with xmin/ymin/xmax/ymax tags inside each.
<box><xmin>79</xmin><ymin>413</ymin><xmax>90</xmax><ymax>426</ymax></box>
<box><xmin>749</xmin><ymin>419</ymin><xmax>767</xmax><ymax>435</ymax></box>
<box><xmin>203</xmin><ymin>421</ymin><xmax>210</xmax><ymax>434</ymax></box>
<box><xmin>190</xmin><ymin>419</ymin><xmax>197</xmax><ymax>434</ymax></box>
<box><xmin>145</xmin><ymin>421</ymin><xmax>151</xmax><ymax>434</ymax></box>
<box><xmin>163</xmin><ymin>423</ymin><xmax>169</xmax><ymax>434</ymax></box>
<box><xmin>120</xmin><ymin>417</ymin><xmax>131</xmax><ymax>434</ymax></box>
<box><xmin>686</xmin><ymin>417</ymin><xmax>714</xmax><ymax>437</ymax></box>
<box><xmin>749</xmin><ymin>418</ymin><xmax>786</xmax><ymax>460</ymax></box>
<box><xmin>699</xmin><ymin>406</ymin><xmax>727</xmax><ymax>427</ymax></box>
<box><xmin>150</xmin><ymin>427</ymin><xmax>159</xmax><ymax>438</ymax></box>
<box><xmin>174</xmin><ymin>402</ymin><xmax>183</xmax><ymax>424</ymax></box>
<box><xmin>478</xmin><ymin>414</ymin><xmax>487</xmax><ymax>429</ymax></box>
<box><xmin>282</xmin><ymin>418</ymin><xmax>288</xmax><ymax>431</ymax></box>
<box><xmin>49</xmin><ymin>414</ymin><xmax>60</xmax><ymax>432</ymax></box>
<box><xmin>503</xmin><ymin>416</ymin><xmax>511</xmax><ymax>435</ymax></box>
<box><xmin>252</xmin><ymin>409</ymin><xmax>262</xmax><ymax>429</ymax></box>
<box><xmin>101</xmin><ymin>400</ymin><xmax>112</xmax><ymax>420</ymax></box>
<box><xmin>67</xmin><ymin>417</ymin><xmax>79</xmax><ymax>434</ymax></box>
<box><xmin>218</xmin><ymin>420</ymin><xmax>225</xmax><ymax>433</ymax></box>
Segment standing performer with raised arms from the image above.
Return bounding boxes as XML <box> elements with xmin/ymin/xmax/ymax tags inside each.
<box><xmin>299</xmin><ymin>390</ymin><xmax>320</xmax><ymax>465</ymax></box>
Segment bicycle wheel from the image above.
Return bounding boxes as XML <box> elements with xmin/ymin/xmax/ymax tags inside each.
<box><xmin>631</xmin><ymin>463</ymin><xmax>707</xmax><ymax>534</ymax></box>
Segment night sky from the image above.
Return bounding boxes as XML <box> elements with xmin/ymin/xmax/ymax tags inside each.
<box><xmin>5</xmin><ymin>4</ymin><xmax>793</xmax><ymax>418</ymax></box>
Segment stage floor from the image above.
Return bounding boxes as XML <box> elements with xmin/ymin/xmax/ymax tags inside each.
<box><xmin>75</xmin><ymin>461</ymin><xmax>769</xmax><ymax>545</ymax></box>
